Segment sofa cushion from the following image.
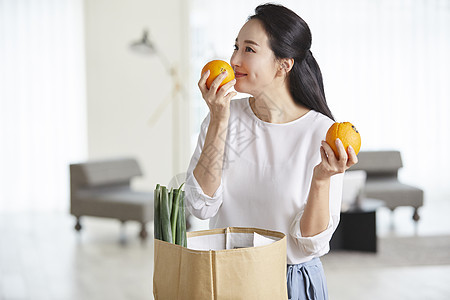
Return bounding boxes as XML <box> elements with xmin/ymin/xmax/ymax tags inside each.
<box><xmin>363</xmin><ymin>179</ymin><xmax>424</xmax><ymax>210</ymax></box>
<box><xmin>71</xmin><ymin>188</ymin><xmax>153</xmax><ymax>222</ymax></box>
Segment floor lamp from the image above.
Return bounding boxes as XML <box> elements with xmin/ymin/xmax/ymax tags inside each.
<box><xmin>130</xmin><ymin>29</ymin><xmax>185</xmax><ymax>177</ymax></box>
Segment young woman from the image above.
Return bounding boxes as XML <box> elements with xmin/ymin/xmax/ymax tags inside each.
<box><xmin>185</xmin><ymin>4</ymin><xmax>358</xmax><ymax>300</ymax></box>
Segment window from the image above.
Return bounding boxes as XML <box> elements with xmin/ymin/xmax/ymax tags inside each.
<box><xmin>0</xmin><ymin>0</ymin><xmax>87</xmax><ymax>212</ymax></box>
<box><xmin>188</xmin><ymin>0</ymin><xmax>450</xmax><ymax>197</ymax></box>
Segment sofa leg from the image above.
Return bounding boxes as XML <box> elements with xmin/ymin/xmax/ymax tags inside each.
<box><xmin>74</xmin><ymin>217</ymin><xmax>82</xmax><ymax>231</ymax></box>
<box><xmin>389</xmin><ymin>209</ymin><xmax>396</xmax><ymax>230</ymax></box>
<box><xmin>139</xmin><ymin>223</ymin><xmax>148</xmax><ymax>241</ymax></box>
<box><xmin>413</xmin><ymin>208</ymin><xmax>420</xmax><ymax>222</ymax></box>
<box><xmin>413</xmin><ymin>208</ymin><xmax>420</xmax><ymax>235</ymax></box>
<box><xmin>119</xmin><ymin>221</ymin><xmax>127</xmax><ymax>245</ymax></box>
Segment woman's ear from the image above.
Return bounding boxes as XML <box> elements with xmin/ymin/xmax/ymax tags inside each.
<box><xmin>277</xmin><ymin>58</ymin><xmax>294</xmax><ymax>76</ymax></box>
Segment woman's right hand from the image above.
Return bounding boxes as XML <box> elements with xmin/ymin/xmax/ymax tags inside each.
<box><xmin>198</xmin><ymin>70</ymin><xmax>237</xmax><ymax>124</ymax></box>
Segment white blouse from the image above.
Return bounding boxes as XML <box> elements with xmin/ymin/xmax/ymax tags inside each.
<box><xmin>185</xmin><ymin>97</ymin><xmax>344</xmax><ymax>264</ymax></box>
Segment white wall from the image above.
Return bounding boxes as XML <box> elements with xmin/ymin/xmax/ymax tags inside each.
<box><xmin>84</xmin><ymin>0</ymin><xmax>191</xmax><ymax>191</ymax></box>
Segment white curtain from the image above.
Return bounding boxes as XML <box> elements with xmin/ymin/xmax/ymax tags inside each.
<box><xmin>0</xmin><ymin>0</ymin><xmax>87</xmax><ymax>212</ymax></box>
<box><xmin>189</xmin><ymin>0</ymin><xmax>450</xmax><ymax>199</ymax></box>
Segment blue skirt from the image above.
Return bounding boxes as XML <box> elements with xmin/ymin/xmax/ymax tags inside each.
<box><xmin>286</xmin><ymin>258</ymin><xmax>328</xmax><ymax>300</ymax></box>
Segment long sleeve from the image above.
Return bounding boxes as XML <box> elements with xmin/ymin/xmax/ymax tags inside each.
<box><xmin>185</xmin><ymin>114</ymin><xmax>224</xmax><ymax>220</ymax></box>
<box><xmin>289</xmin><ymin>172</ymin><xmax>344</xmax><ymax>256</ymax></box>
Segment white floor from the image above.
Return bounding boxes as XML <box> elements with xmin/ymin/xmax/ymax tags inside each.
<box><xmin>326</xmin><ymin>265</ymin><xmax>450</xmax><ymax>300</ymax></box>
<box><xmin>325</xmin><ymin>197</ymin><xmax>450</xmax><ymax>300</ymax></box>
<box><xmin>0</xmin><ymin>198</ymin><xmax>449</xmax><ymax>300</ymax></box>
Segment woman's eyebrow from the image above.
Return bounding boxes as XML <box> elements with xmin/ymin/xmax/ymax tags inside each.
<box><xmin>235</xmin><ymin>38</ymin><xmax>260</xmax><ymax>47</ymax></box>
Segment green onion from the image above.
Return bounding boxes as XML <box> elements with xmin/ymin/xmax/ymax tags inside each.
<box><xmin>171</xmin><ymin>189</ymin><xmax>180</xmax><ymax>243</ymax></box>
<box><xmin>180</xmin><ymin>190</ymin><xmax>187</xmax><ymax>247</ymax></box>
<box><xmin>153</xmin><ymin>184</ymin><xmax>161</xmax><ymax>240</ymax></box>
<box><xmin>175</xmin><ymin>190</ymin><xmax>183</xmax><ymax>245</ymax></box>
<box><xmin>160</xmin><ymin>186</ymin><xmax>172</xmax><ymax>243</ymax></box>
<box><xmin>168</xmin><ymin>187</ymin><xmax>173</xmax><ymax>219</ymax></box>
<box><xmin>154</xmin><ymin>183</ymin><xmax>186</xmax><ymax>245</ymax></box>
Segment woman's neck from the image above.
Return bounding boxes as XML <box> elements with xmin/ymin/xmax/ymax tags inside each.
<box><xmin>250</xmin><ymin>88</ymin><xmax>309</xmax><ymax>124</ymax></box>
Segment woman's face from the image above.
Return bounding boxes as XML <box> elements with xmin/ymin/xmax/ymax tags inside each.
<box><xmin>230</xmin><ymin>19</ymin><xmax>280</xmax><ymax>95</ymax></box>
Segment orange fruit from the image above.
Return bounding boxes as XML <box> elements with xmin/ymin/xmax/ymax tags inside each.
<box><xmin>201</xmin><ymin>60</ymin><xmax>235</xmax><ymax>89</ymax></box>
<box><xmin>326</xmin><ymin>122</ymin><xmax>361</xmax><ymax>156</ymax></box>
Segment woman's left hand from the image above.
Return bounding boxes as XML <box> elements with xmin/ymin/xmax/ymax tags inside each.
<box><xmin>313</xmin><ymin>138</ymin><xmax>358</xmax><ymax>181</ymax></box>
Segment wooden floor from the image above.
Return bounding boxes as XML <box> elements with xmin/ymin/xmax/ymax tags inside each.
<box><xmin>1</xmin><ymin>198</ymin><xmax>449</xmax><ymax>300</ymax></box>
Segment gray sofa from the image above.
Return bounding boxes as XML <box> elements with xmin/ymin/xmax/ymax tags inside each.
<box><xmin>349</xmin><ymin>151</ymin><xmax>424</xmax><ymax>224</ymax></box>
<box><xmin>69</xmin><ymin>157</ymin><xmax>153</xmax><ymax>240</ymax></box>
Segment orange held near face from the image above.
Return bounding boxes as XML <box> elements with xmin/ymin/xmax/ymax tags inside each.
<box><xmin>201</xmin><ymin>60</ymin><xmax>235</xmax><ymax>89</ymax></box>
<box><xmin>326</xmin><ymin>122</ymin><xmax>361</xmax><ymax>157</ymax></box>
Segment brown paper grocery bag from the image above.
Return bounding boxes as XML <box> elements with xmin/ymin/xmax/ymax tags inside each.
<box><xmin>153</xmin><ymin>227</ymin><xmax>287</xmax><ymax>300</ymax></box>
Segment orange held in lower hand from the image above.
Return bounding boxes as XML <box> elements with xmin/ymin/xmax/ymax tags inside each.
<box><xmin>201</xmin><ymin>60</ymin><xmax>235</xmax><ymax>89</ymax></box>
<box><xmin>326</xmin><ymin>122</ymin><xmax>361</xmax><ymax>157</ymax></box>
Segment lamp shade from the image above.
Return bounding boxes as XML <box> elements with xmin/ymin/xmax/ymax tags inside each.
<box><xmin>130</xmin><ymin>29</ymin><xmax>156</xmax><ymax>55</ymax></box>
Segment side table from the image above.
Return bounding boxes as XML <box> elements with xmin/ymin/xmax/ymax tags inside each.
<box><xmin>330</xmin><ymin>198</ymin><xmax>385</xmax><ymax>252</ymax></box>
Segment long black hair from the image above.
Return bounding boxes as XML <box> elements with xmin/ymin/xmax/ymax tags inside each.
<box><xmin>249</xmin><ymin>4</ymin><xmax>334</xmax><ymax>120</ymax></box>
